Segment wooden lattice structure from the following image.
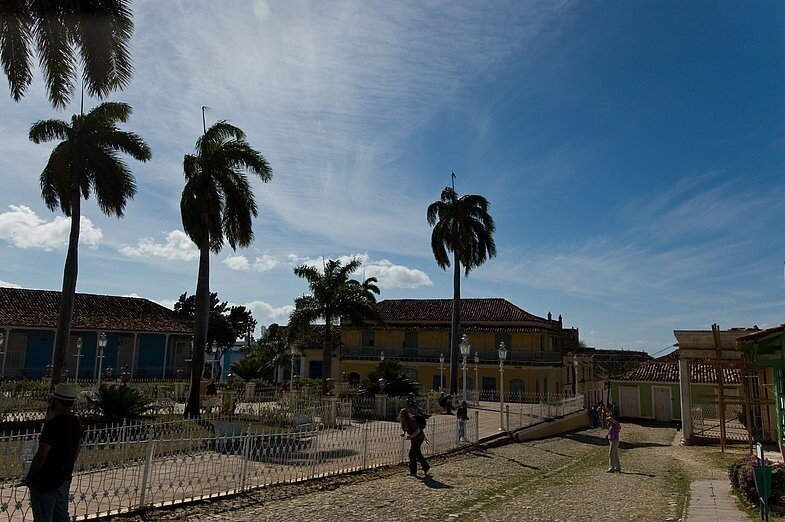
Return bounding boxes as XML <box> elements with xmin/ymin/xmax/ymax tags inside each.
<box><xmin>736</xmin><ymin>324</ymin><xmax>785</xmax><ymax>458</ymax></box>
<box><xmin>676</xmin><ymin>324</ymin><xmax>774</xmax><ymax>452</ymax></box>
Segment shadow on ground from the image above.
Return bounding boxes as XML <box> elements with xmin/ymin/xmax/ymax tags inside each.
<box><xmin>563</xmin><ymin>432</ymin><xmax>671</xmax><ymax>449</ymax></box>
<box><xmin>420</xmin><ymin>476</ymin><xmax>453</xmax><ymax>489</ymax></box>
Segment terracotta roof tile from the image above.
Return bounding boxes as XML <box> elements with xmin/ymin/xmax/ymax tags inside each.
<box><xmin>374</xmin><ymin>298</ymin><xmax>550</xmax><ymax>324</ymax></box>
<box><xmin>0</xmin><ymin>288</ymin><xmax>192</xmax><ymax>333</ymax></box>
<box><xmin>616</xmin><ymin>354</ymin><xmax>741</xmax><ymax>384</ymax></box>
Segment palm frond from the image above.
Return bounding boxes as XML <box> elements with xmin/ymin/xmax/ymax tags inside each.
<box><xmin>29</xmin><ymin>118</ymin><xmax>69</xmax><ymax>143</ymax></box>
<box><xmin>32</xmin><ymin>4</ymin><xmax>76</xmax><ymax>108</ymax></box>
<box><xmin>0</xmin><ymin>0</ymin><xmax>34</xmax><ymax>101</ymax></box>
<box><xmin>72</xmin><ymin>0</ymin><xmax>134</xmax><ymax>98</ymax></box>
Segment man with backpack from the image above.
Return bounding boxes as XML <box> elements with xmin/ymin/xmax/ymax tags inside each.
<box><xmin>406</xmin><ymin>393</ymin><xmax>429</xmax><ymax>430</ymax></box>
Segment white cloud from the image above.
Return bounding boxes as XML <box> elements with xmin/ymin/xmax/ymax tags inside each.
<box><xmin>223</xmin><ymin>254</ymin><xmax>280</xmax><ymax>271</ymax></box>
<box><xmin>155</xmin><ymin>298</ymin><xmax>178</xmax><ymax>310</ymax></box>
<box><xmin>253</xmin><ymin>254</ymin><xmax>278</xmax><ymax>272</ymax></box>
<box><xmin>123</xmin><ymin>293</ymin><xmax>177</xmax><ymax>310</ymax></box>
<box><xmin>120</xmin><ymin>230</ymin><xmax>198</xmax><ymax>261</ymax></box>
<box><xmin>0</xmin><ymin>205</ymin><xmax>102</xmax><ymax>250</ymax></box>
<box><xmin>363</xmin><ymin>259</ymin><xmax>432</xmax><ymax>289</ymax></box>
<box><xmin>0</xmin><ymin>280</ymin><xmax>22</xmax><ymax>288</ymax></box>
<box><xmin>244</xmin><ymin>300</ymin><xmax>295</xmax><ymax>327</ymax></box>
<box><xmin>287</xmin><ymin>252</ymin><xmax>431</xmax><ymax>289</ymax></box>
<box><xmin>224</xmin><ymin>255</ymin><xmax>250</xmax><ymax>271</ymax></box>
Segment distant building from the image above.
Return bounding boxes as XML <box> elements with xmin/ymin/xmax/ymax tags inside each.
<box><xmin>0</xmin><ymin>287</ymin><xmax>192</xmax><ymax>379</ymax></box>
<box><xmin>337</xmin><ymin>298</ymin><xmax>575</xmax><ymax>397</ymax></box>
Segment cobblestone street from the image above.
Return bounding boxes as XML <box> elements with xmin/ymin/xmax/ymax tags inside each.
<box><xmin>121</xmin><ymin>423</ymin><xmax>749</xmax><ymax>521</ymax></box>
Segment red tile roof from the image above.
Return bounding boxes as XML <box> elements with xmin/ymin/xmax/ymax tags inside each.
<box><xmin>0</xmin><ymin>288</ymin><xmax>192</xmax><ymax>333</ymax></box>
<box><xmin>616</xmin><ymin>353</ymin><xmax>741</xmax><ymax>384</ymax></box>
<box><xmin>374</xmin><ymin>298</ymin><xmax>551</xmax><ymax>325</ymax></box>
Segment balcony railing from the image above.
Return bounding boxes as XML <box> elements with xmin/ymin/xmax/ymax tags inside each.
<box><xmin>340</xmin><ymin>346</ymin><xmax>563</xmax><ymax>364</ymax></box>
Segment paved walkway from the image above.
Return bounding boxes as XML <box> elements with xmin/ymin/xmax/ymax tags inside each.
<box><xmin>685</xmin><ymin>480</ymin><xmax>749</xmax><ymax>521</ymax></box>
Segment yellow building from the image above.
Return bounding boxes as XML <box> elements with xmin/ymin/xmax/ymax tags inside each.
<box><xmin>335</xmin><ymin>298</ymin><xmax>576</xmax><ymax>397</ymax></box>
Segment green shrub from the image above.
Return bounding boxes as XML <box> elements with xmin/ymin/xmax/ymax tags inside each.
<box><xmin>87</xmin><ymin>384</ymin><xmax>154</xmax><ymax>422</ymax></box>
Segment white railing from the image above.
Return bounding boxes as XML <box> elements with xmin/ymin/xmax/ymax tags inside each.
<box><xmin>0</xmin><ymin>390</ymin><xmax>583</xmax><ymax>520</ymax></box>
<box><xmin>0</xmin><ymin>412</ymin><xmax>478</xmax><ymax>521</ymax></box>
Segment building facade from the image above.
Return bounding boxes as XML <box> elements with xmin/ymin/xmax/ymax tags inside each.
<box><xmin>335</xmin><ymin>298</ymin><xmax>575</xmax><ymax>397</ymax></box>
<box><xmin>0</xmin><ymin>288</ymin><xmax>193</xmax><ymax>379</ymax></box>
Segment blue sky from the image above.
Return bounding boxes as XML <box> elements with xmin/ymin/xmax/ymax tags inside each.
<box><xmin>1</xmin><ymin>0</ymin><xmax>783</xmax><ymax>354</ymax></box>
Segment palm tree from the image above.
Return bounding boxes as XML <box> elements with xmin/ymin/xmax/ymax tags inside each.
<box><xmin>288</xmin><ymin>258</ymin><xmax>380</xmax><ymax>393</ymax></box>
<box><xmin>29</xmin><ymin>101</ymin><xmax>151</xmax><ymax>386</ymax></box>
<box><xmin>427</xmin><ymin>186</ymin><xmax>496</xmax><ymax>395</ymax></box>
<box><xmin>0</xmin><ymin>0</ymin><xmax>134</xmax><ymax>108</ymax></box>
<box><xmin>180</xmin><ymin>121</ymin><xmax>272</xmax><ymax>418</ymax></box>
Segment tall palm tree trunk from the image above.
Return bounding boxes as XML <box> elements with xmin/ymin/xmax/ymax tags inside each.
<box><xmin>322</xmin><ymin>319</ymin><xmax>333</xmax><ymax>394</ymax></box>
<box><xmin>185</xmin><ymin>242</ymin><xmax>210</xmax><ymax>418</ymax></box>
<box><xmin>51</xmin><ymin>185</ymin><xmax>82</xmax><ymax>387</ymax></box>
<box><xmin>450</xmin><ymin>251</ymin><xmax>461</xmax><ymax>395</ymax></box>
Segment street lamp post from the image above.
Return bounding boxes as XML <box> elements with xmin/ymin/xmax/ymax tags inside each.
<box><xmin>208</xmin><ymin>341</ymin><xmax>218</xmax><ymax>380</ymax></box>
<box><xmin>498</xmin><ymin>341</ymin><xmax>507</xmax><ymax>431</ymax></box>
<box><xmin>573</xmin><ymin>354</ymin><xmax>579</xmax><ymax>398</ymax></box>
<box><xmin>74</xmin><ymin>337</ymin><xmax>83</xmax><ymax>382</ymax></box>
<box><xmin>0</xmin><ymin>331</ymin><xmax>6</xmax><ymax>380</ymax></box>
<box><xmin>289</xmin><ymin>345</ymin><xmax>297</xmax><ymax>392</ymax></box>
<box><xmin>439</xmin><ymin>353</ymin><xmax>445</xmax><ymax>392</ymax></box>
<box><xmin>474</xmin><ymin>352</ymin><xmax>479</xmax><ymax>405</ymax></box>
<box><xmin>459</xmin><ymin>334</ymin><xmax>471</xmax><ymax>403</ymax></box>
<box><xmin>96</xmin><ymin>332</ymin><xmax>107</xmax><ymax>388</ymax></box>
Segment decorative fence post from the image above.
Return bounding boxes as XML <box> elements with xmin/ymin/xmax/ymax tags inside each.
<box><xmin>309</xmin><ymin>425</ymin><xmax>320</xmax><ymax>479</ymax></box>
<box><xmin>362</xmin><ymin>421</ymin><xmax>370</xmax><ymax>469</ymax></box>
<box><xmin>240</xmin><ymin>425</ymin><xmax>252</xmax><ymax>491</ymax></box>
<box><xmin>138</xmin><ymin>427</ymin><xmax>155</xmax><ymax>510</ymax></box>
<box><xmin>400</xmin><ymin>427</ymin><xmax>406</xmax><ymax>463</ymax></box>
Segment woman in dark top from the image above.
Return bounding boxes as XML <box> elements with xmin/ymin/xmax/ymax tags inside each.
<box><xmin>457</xmin><ymin>401</ymin><xmax>469</xmax><ymax>442</ymax></box>
<box><xmin>398</xmin><ymin>408</ymin><xmax>430</xmax><ymax>477</ymax></box>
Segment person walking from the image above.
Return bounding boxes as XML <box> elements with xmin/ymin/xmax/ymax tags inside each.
<box><xmin>25</xmin><ymin>383</ymin><xmax>83</xmax><ymax>521</ymax></box>
<box><xmin>456</xmin><ymin>400</ymin><xmax>469</xmax><ymax>442</ymax></box>
<box><xmin>398</xmin><ymin>408</ymin><xmax>430</xmax><ymax>477</ymax></box>
<box><xmin>606</xmin><ymin>412</ymin><xmax>621</xmax><ymax>473</ymax></box>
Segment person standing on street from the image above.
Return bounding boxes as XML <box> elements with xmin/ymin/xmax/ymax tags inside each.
<box><xmin>606</xmin><ymin>412</ymin><xmax>621</xmax><ymax>473</ymax></box>
<box><xmin>456</xmin><ymin>400</ymin><xmax>469</xmax><ymax>442</ymax></box>
<box><xmin>398</xmin><ymin>408</ymin><xmax>430</xmax><ymax>477</ymax></box>
<box><xmin>25</xmin><ymin>383</ymin><xmax>83</xmax><ymax>521</ymax></box>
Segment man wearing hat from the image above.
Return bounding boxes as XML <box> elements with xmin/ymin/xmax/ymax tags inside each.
<box><xmin>24</xmin><ymin>383</ymin><xmax>83</xmax><ymax>521</ymax></box>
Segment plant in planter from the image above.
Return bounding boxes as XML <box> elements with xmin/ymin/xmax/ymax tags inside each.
<box><xmin>87</xmin><ymin>384</ymin><xmax>154</xmax><ymax>422</ymax></box>
<box><xmin>729</xmin><ymin>454</ymin><xmax>785</xmax><ymax>505</ymax></box>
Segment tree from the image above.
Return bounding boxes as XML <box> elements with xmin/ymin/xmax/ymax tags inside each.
<box><xmin>229</xmin><ymin>322</ymin><xmax>287</xmax><ymax>382</ymax></box>
<box><xmin>1</xmin><ymin>0</ymin><xmax>135</xmax><ymax>108</ymax></box>
<box><xmin>288</xmin><ymin>258</ymin><xmax>381</xmax><ymax>393</ymax></box>
<box><xmin>228</xmin><ymin>305</ymin><xmax>257</xmax><ymax>346</ymax></box>
<box><xmin>427</xmin><ymin>185</ymin><xmax>496</xmax><ymax>395</ymax></box>
<box><xmin>29</xmin><ymin>101</ymin><xmax>150</xmax><ymax>387</ymax></box>
<box><xmin>174</xmin><ymin>292</ymin><xmax>258</xmax><ymax>380</ymax></box>
<box><xmin>180</xmin><ymin>121</ymin><xmax>272</xmax><ymax>417</ymax></box>
<box><xmin>361</xmin><ymin>359</ymin><xmax>419</xmax><ymax>398</ymax></box>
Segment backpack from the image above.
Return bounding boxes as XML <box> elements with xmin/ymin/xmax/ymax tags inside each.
<box><xmin>414</xmin><ymin>414</ymin><xmax>427</xmax><ymax>430</ymax></box>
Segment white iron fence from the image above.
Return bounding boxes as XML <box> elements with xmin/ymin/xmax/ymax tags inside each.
<box><xmin>0</xmin><ymin>389</ymin><xmax>582</xmax><ymax>521</ymax></box>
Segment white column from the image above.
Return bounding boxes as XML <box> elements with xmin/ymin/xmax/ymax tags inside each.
<box><xmin>130</xmin><ymin>333</ymin><xmax>138</xmax><ymax>378</ymax></box>
<box><xmin>162</xmin><ymin>334</ymin><xmax>170</xmax><ymax>379</ymax></box>
<box><xmin>678</xmin><ymin>356</ymin><xmax>692</xmax><ymax>441</ymax></box>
